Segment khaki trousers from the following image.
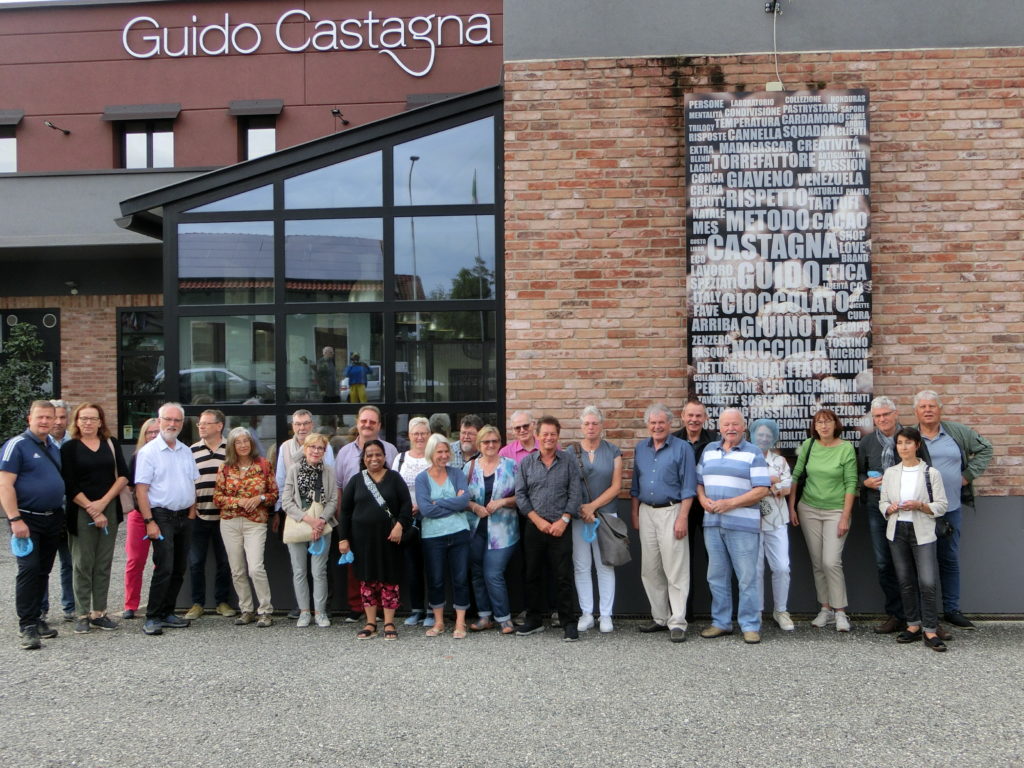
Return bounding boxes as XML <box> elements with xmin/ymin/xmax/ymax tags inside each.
<box><xmin>639</xmin><ymin>503</ymin><xmax>690</xmax><ymax>631</ymax></box>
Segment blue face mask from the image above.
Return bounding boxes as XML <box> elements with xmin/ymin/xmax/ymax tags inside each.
<box><xmin>337</xmin><ymin>551</ymin><xmax>355</xmax><ymax>565</ymax></box>
<box><xmin>307</xmin><ymin>538</ymin><xmax>327</xmax><ymax>557</ymax></box>
<box><xmin>582</xmin><ymin>517</ymin><xmax>601</xmax><ymax>543</ymax></box>
<box><xmin>10</xmin><ymin>536</ymin><xmax>34</xmax><ymax>558</ymax></box>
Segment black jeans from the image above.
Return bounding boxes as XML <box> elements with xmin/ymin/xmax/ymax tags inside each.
<box><xmin>188</xmin><ymin>517</ymin><xmax>232</xmax><ymax>606</ymax></box>
<box><xmin>15</xmin><ymin>511</ymin><xmax>64</xmax><ymax>630</ymax></box>
<box><xmin>146</xmin><ymin>508</ymin><xmax>192</xmax><ymax>620</ymax></box>
<box><xmin>889</xmin><ymin>522</ymin><xmax>939</xmax><ymax>632</ymax></box>
<box><xmin>523</xmin><ymin>522</ymin><xmax>578</xmax><ymax>624</ymax></box>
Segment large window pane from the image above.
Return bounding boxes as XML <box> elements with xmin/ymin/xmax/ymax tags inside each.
<box><xmin>286</xmin><ymin>313</ymin><xmax>383</xmax><ymax>403</ymax></box>
<box><xmin>178</xmin><ymin>221</ymin><xmax>274</xmax><ymax>304</ymax></box>
<box><xmin>394</xmin><ymin>118</ymin><xmax>494</xmax><ymax>206</ymax></box>
<box><xmin>285</xmin><ymin>219</ymin><xmax>384</xmax><ymax>302</ymax></box>
<box><xmin>177</xmin><ymin>314</ymin><xmax>276</xmax><ymax>404</ymax></box>
<box><xmin>394</xmin><ymin>216</ymin><xmax>495</xmax><ymax>300</ymax></box>
<box><xmin>187</xmin><ymin>185</ymin><xmax>273</xmax><ymax>213</ymax></box>
<box><xmin>392</xmin><ymin>410</ymin><xmax>498</xmax><ymax>452</ymax></box>
<box><xmin>394</xmin><ymin>311</ymin><xmax>495</xmax><ymax>402</ymax></box>
<box><xmin>284</xmin><ymin>152</ymin><xmax>382</xmax><ymax>209</ymax></box>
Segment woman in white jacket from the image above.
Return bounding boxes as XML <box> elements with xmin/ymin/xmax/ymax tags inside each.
<box><xmin>879</xmin><ymin>427</ymin><xmax>948</xmax><ymax>652</ymax></box>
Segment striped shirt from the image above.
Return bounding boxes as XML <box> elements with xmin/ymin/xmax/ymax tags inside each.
<box><xmin>698</xmin><ymin>439</ymin><xmax>771</xmax><ymax>533</ymax></box>
<box><xmin>192</xmin><ymin>439</ymin><xmax>226</xmax><ymax>521</ymax></box>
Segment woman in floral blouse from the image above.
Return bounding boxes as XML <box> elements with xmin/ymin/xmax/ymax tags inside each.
<box><xmin>213</xmin><ymin>427</ymin><xmax>278</xmax><ymax>627</ymax></box>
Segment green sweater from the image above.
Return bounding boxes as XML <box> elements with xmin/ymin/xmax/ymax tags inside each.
<box><xmin>792</xmin><ymin>439</ymin><xmax>858</xmax><ymax>510</ymax></box>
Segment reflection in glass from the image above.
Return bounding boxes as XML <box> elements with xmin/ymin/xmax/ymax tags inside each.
<box><xmin>225</xmin><ymin>414</ymin><xmax>277</xmax><ymax>460</ymax></box>
<box><xmin>285</xmin><ymin>219</ymin><xmax>384</xmax><ymax>302</ymax></box>
<box><xmin>187</xmin><ymin>185</ymin><xmax>273</xmax><ymax>213</ymax></box>
<box><xmin>178</xmin><ymin>221</ymin><xmax>274</xmax><ymax>304</ymax></box>
<box><xmin>394</xmin><ymin>118</ymin><xmax>494</xmax><ymax>206</ymax></box>
<box><xmin>177</xmin><ymin>314</ymin><xmax>276</xmax><ymax>404</ymax></box>
<box><xmin>395</xmin><ymin>216</ymin><xmax>495</xmax><ymax>300</ymax></box>
<box><xmin>284</xmin><ymin>151</ymin><xmax>382</xmax><ymax>209</ymax></box>
<box><xmin>285</xmin><ymin>313</ymin><xmax>384</xmax><ymax>403</ymax></box>
<box><xmin>394</xmin><ymin>311</ymin><xmax>495</xmax><ymax>402</ymax></box>
<box><xmin>392</xmin><ymin>410</ymin><xmax>498</xmax><ymax>452</ymax></box>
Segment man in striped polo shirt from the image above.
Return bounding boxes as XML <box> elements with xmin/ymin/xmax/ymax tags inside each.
<box><xmin>696</xmin><ymin>408</ymin><xmax>771</xmax><ymax>644</ymax></box>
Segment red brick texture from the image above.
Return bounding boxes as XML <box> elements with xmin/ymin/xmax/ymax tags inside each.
<box><xmin>503</xmin><ymin>48</ymin><xmax>1024</xmax><ymax>497</ymax></box>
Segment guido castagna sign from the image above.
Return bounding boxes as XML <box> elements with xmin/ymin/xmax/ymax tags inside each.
<box><xmin>122</xmin><ymin>8</ymin><xmax>494</xmax><ymax>77</ymax></box>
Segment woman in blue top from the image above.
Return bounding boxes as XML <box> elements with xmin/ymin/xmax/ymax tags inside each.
<box><xmin>464</xmin><ymin>425</ymin><xmax>520</xmax><ymax>634</ymax></box>
<box><xmin>414</xmin><ymin>433</ymin><xmax>471</xmax><ymax>638</ymax></box>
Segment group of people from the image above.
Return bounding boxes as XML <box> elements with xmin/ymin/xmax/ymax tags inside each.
<box><xmin>2</xmin><ymin>392</ymin><xmax>991</xmax><ymax>652</ymax></box>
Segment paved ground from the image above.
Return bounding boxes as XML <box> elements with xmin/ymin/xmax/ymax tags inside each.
<box><xmin>2</xmin><ymin>532</ymin><xmax>1022</xmax><ymax>768</ymax></box>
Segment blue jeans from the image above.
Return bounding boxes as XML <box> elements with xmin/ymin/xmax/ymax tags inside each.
<box><xmin>147</xmin><ymin>508</ymin><xmax>192</xmax><ymax>620</ymax></box>
<box><xmin>41</xmin><ymin>530</ymin><xmax>75</xmax><ymax>616</ymax></box>
<box><xmin>469</xmin><ymin>530</ymin><xmax>516</xmax><ymax>623</ymax></box>
<box><xmin>889</xmin><ymin>522</ymin><xmax>939</xmax><ymax>632</ymax></box>
<box><xmin>936</xmin><ymin>506</ymin><xmax>962</xmax><ymax>613</ymax></box>
<box><xmin>704</xmin><ymin>526</ymin><xmax>761</xmax><ymax>632</ymax></box>
<box><xmin>865</xmin><ymin>497</ymin><xmax>904</xmax><ymax>620</ymax></box>
<box><xmin>188</xmin><ymin>517</ymin><xmax>232</xmax><ymax>606</ymax></box>
<box><xmin>422</xmin><ymin>530</ymin><xmax>471</xmax><ymax>611</ymax></box>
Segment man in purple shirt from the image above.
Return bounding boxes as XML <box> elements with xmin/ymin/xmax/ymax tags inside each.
<box><xmin>499</xmin><ymin>410</ymin><xmax>538</xmax><ymax>464</ymax></box>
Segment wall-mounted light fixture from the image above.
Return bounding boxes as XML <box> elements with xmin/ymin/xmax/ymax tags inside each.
<box><xmin>44</xmin><ymin>120</ymin><xmax>71</xmax><ymax>135</ymax></box>
<box><xmin>330</xmin><ymin>107</ymin><xmax>350</xmax><ymax>132</ymax></box>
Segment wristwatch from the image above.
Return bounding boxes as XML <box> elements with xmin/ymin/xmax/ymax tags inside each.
<box><xmin>143</xmin><ymin>518</ymin><xmax>155</xmax><ymax>524</ymax></box>
<box><xmin>259</xmin><ymin>494</ymin><xmax>266</xmax><ymax>503</ymax></box>
<box><xmin>560</xmin><ymin>514</ymin><xmax>571</xmax><ymax>524</ymax></box>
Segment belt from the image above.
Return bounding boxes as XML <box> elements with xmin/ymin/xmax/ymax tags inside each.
<box><xmin>643</xmin><ymin>501</ymin><xmax>678</xmax><ymax>509</ymax></box>
<box><xmin>152</xmin><ymin>506</ymin><xmax>190</xmax><ymax>515</ymax></box>
<box><xmin>19</xmin><ymin>508</ymin><xmax>63</xmax><ymax>516</ymax></box>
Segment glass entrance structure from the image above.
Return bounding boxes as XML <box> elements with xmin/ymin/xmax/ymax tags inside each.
<box><xmin>119</xmin><ymin>88</ymin><xmax>503</xmax><ymax>449</ymax></box>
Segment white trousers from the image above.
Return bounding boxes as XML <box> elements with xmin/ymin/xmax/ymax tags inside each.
<box><xmin>757</xmin><ymin>525</ymin><xmax>790</xmax><ymax>612</ymax></box>
<box><xmin>639</xmin><ymin>503</ymin><xmax>690</xmax><ymax>631</ymax></box>
<box><xmin>571</xmin><ymin>517</ymin><xmax>616</xmax><ymax>617</ymax></box>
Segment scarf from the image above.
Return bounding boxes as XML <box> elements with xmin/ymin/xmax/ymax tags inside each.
<box><xmin>875</xmin><ymin>427</ymin><xmax>897</xmax><ymax>470</ymax></box>
<box><xmin>296</xmin><ymin>457</ymin><xmax>324</xmax><ymax>508</ymax></box>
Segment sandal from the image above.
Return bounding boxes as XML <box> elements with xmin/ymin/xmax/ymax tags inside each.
<box><xmin>356</xmin><ymin>623</ymin><xmax>377</xmax><ymax>640</ymax></box>
<box><xmin>499</xmin><ymin>620</ymin><xmax>515</xmax><ymax>635</ymax></box>
<box><xmin>383</xmin><ymin>622</ymin><xmax>398</xmax><ymax>640</ymax></box>
<box><xmin>452</xmin><ymin>624</ymin><xmax>468</xmax><ymax>640</ymax></box>
<box><xmin>425</xmin><ymin>623</ymin><xmax>446</xmax><ymax>637</ymax></box>
<box><xmin>470</xmin><ymin>618</ymin><xmax>495</xmax><ymax>632</ymax></box>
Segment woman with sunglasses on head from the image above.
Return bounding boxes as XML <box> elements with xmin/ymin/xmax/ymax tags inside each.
<box><xmin>338</xmin><ymin>439</ymin><xmax>412</xmax><ymax>640</ymax></box>
<box><xmin>464</xmin><ymin>425</ymin><xmax>520</xmax><ymax>634</ymax></box>
<box><xmin>122</xmin><ymin>418</ymin><xmax>160</xmax><ymax>619</ymax></box>
<box><xmin>788</xmin><ymin>408</ymin><xmax>858</xmax><ymax>631</ymax></box>
<box><xmin>61</xmin><ymin>403</ymin><xmax>130</xmax><ymax>634</ymax></box>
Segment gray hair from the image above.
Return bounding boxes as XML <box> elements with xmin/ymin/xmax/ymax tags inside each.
<box><xmin>870</xmin><ymin>396</ymin><xmax>897</xmax><ymax>412</ymax></box>
<box><xmin>913</xmin><ymin>390</ymin><xmax>942</xmax><ymax>408</ymax></box>
<box><xmin>291</xmin><ymin>409</ymin><xmax>314</xmax><ymax>423</ymax></box>
<box><xmin>509</xmin><ymin>410</ymin><xmax>533</xmax><ymax>425</ymax></box>
<box><xmin>424</xmin><ymin>432</ymin><xmax>450</xmax><ymax>463</ymax></box>
<box><xmin>158</xmin><ymin>402</ymin><xmax>184</xmax><ymax>419</ymax></box>
<box><xmin>643</xmin><ymin>403</ymin><xmax>674</xmax><ymax>424</ymax></box>
<box><xmin>49</xmin><ymin>399</ymin><xmax>73</xmax><ymax>412</ymax></box>
<box><xmin>579</xmin><ymin>405</ymin><xmax>603</xmax><ymax>423</ymax></box>
<box><xmin>408</xmin><ymin>416</ymin><xmax>430</xmax><ymax>433</ymax></box>
<box><xmin>719</xmin><ymin>407</ymin><xmax>746</xmax><ymax>426</ymax></box>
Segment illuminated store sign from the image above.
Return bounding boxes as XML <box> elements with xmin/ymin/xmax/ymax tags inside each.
<box><xmin>122</xmin><ymin>9</ymin><xmax>493</xmax><ymax>77</ymax></box>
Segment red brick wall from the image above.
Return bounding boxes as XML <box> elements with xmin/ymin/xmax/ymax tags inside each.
<box><xmin>0</xmin><ymin>294</ymin><xmax>162</xmax><ymax>437</ymax></box>
<box><xmin>503</xmin><ymin>48</ymin><xmax>1024</xmax><ymax>497</ymax></box>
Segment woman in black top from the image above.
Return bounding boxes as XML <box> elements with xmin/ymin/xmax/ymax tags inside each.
<box><xmin>60</xmin><ymin>402</ymin><xmax>130</xmax><ymax>634</ymax></box>
<box><xmin>338</xmin><ymin>440</ymin><xmax>412</xmax><ymax>640</ymax></box>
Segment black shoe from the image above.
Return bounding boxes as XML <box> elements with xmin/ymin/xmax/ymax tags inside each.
<box><xmin>563</xmin><ymin>624</ymin><xmax>579</xmax><ymax>642</ymax></box>
<box><xmin>943</xmin><ymin>611</ymin><xmax>976</xmax><ymax>630</ymax></box>
<box><xmin>670</xmin><ymin>628</ymin><xmax>687</xmax><ymax>643</ymax></box>
<box><xmin>924</xmin><ymin>634</ymin><xmax>947</xmax><ymax>652</ymax></box>
<box><xmin>638</xmin><ymin>621</ymin><xmax>668</xmax><ymax>633</ymax></box>
<box><xmin>896</xmin><ymin>629</ymin><xmax>923</xmax><ymax>644</ymax></box>
<box><xmin>345</xmin><ymin>610</ymin><xmax>363</xmax><ymax>623</ymax></box>
<box><xmin>19</xmin><ymin>626</ymin><xmax>42</xmax><ymax>650</ymax></box>
<box><xmin>287</xmin><ymin>608</ymin><xmax>301</xmax><ymax>620</ymax></box>
<box><xmin>122</xmin><ymin>609</ymin><xmax>136</xmax><ymax>620</ymax></box>
<box><xmin>74</xmin><ymin>617</ymin><xmax>91</xmax><ymax>634</ymax></box>
<box><xmin>160</xmin><ymin>614</ymin><xmax>190</xmax><ymax>629</ymax></box>
<box><xmin>142</xmin><ymin>619</ymin><xmax>163</xmax><ymax>636</ymax></box>
<box><xmin>515</xmin><ymin>620</ymin><xmax>546</xmax><ymax>636</ymax></box>
<box><xmin>37</xmin><ymin>619</ymin><xmax>58</xmax><ymax>639</ymax></box>
<box><xmin>90</xmin><ymin>615</ymin><xmax>118</xmax><ymax>631</ymax></box>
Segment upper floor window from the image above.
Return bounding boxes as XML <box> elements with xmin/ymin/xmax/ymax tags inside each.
<box><xmin>103</xmin><ymin>103</ymin><xmax>180</xmax><ymax>169</ymax></box>
<box><xmin>229</xmin><ymin>99</ymin><xmax>283</xmax><ymax>162</ymax></box>
<box><xmin>0</xmin><ymin>110</ymin><xmax>24</xmax><ymax>173</ymax></box>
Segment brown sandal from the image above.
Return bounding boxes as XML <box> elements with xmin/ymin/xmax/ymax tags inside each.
<box><xmin>470</xmin><ymin>618</ymin><xmax>495</xmax><ymax>632</ymax></box>
<box><xmin>356</xmin><ymin>623</ymin><xmax>377</xmax><ymax>640</ymax></box>
<box><xmin>383</xmin><ymin>622</ymin><xmax>398</xmax><ymax>640</ymax></box>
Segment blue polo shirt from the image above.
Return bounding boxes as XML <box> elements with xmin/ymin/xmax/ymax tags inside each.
<box><xmin>0</xmin><ymin>430</ymin><xmax>65</xmax><ymax>512</ymax></box>
<box><xmin>630</xmin><ymin>435</ymin><xmax>697</xmax><ymax>506</ymax></box>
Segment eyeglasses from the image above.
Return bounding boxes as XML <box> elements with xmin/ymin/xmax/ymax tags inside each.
<box><xmin>512</xmin><ymin>424</ymin><xmax>531</xmax><ymax>432</ymax></box>
<box><xmin>77</xmin><ymin>416</ymin><xmax>101</xmax><ymax>423</ymax></box>
<box><xmin>872</xmin><ymin>411</ymin><xmax>896</xmax><ymax>419</ymax></box>
<box><xmin>145</xmin><ymin>430</ymin><xmax>160</xmax><ymax>437</ymax></box>
<box><xmin>306</xmin><ymin>446</ymin><xmax>326</xmax><ymax>453</ymax></box>
<box><xmin>481</xmin><ymin>439</ymin><xmax>500</xmax><ymax>445</ymax></box>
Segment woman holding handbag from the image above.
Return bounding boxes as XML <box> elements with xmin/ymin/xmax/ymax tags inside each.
<box><xmin>214</xmin><ymin>428</ymin><xmax>278</xmax><ymax>627</ymax></box>
<box><xmin>566</xmin><ymin>406</ymin><xmax>623</xmax><ymax>634</ymax></box>
<box><xmin>465</xmin><ymin>425</ymin><xmax>520</xmax><ymax>635</ymax></box>
<box><xmin>338</xmin><ymin>439</ymin><xmax>412</xmax><ymax>640</ymax></box>
<box><xmin>60</xmin><ymin>402</ymin><xmax>130</xmax><ymax>634</ymax></box>
<box><xmin>281</xmin><ymin>432</ymin><xmax>337</xmax><ymax>628</ymax></box>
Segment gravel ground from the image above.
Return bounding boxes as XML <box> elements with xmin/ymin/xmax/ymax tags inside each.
<box><xmin>2</xmin><ymin>530</ymin><xmax>1022</xmax><ymax>768</ymax></box>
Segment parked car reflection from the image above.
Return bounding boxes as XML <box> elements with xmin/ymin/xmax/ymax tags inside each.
<box><xmin>152</xmin><ymin>368</ymin><xmax>276</xmax><ymax>404</ymax></box>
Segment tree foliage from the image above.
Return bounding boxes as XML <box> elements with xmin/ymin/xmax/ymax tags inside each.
<box><xmin>0</xmin><ymin>322</ymin><xmax>50</xmax><ymax>440</ymax></box>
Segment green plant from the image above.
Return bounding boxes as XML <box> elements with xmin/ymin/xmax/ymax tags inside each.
<box><xmin>0</xmin><ymin>322</ymin><xmax>50</xmax><ymax>441</ymax></box>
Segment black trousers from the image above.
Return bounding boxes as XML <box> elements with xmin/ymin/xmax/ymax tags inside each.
<box><xmin>15</xmin><ymin>511</ymin><xmax>64</xmax><ymax>630</ymax></box>
<box><xmin>523</xmin><ymin>523</ymin><xmax>578</xmax><ymax>624</ymax></box>
<box><xmin>146</xmin><ymin>508</ymin><xmax>192</xmax><ymax>619</ymax></box>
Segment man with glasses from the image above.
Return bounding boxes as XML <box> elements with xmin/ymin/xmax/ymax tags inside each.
<box><xmin>499</xmin><ymin>410</ymin><xmax>538</xmax><ymax>464</ymax></box>
<box><xmin>448</xmin><ymin>414</ymin><xmax>483</xmax><ymax>470</ymax></box>
<box><xmin>857</xmin><ymin>396</ymin><xmax>909</xmax><ymax>635</ymax></box>
<box><xmin>135</xmin><ymin>402</ymin><xmax>199</xmax><ymax>636</ymax></box>
<box><xmin>183</xmin><ymin>409</ymin><xmax>235</xmax><ymax>621</ymax></box>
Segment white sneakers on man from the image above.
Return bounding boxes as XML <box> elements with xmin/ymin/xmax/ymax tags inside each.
<box><xmin>834</xmin><ymin>610</ymin><xmax>851</xmax><ymax>632</ymax></box>
<box><xmin>772</xmin><ymin>610</ymin><xmax>795</xmax><ymax>631</ymax></box>
<box><xmin>811</xmin><ymin>608</ymin><xmax>836</xmax><ymax>628</ymax></box>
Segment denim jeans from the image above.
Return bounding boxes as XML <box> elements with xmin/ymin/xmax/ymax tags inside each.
<box><xmin>41</xmin><ymin>530</ymin><xmax>75</xmax><ymax>616</ymax></box>
<box><xmin>422</xmin><ymin>530</ymin><xmax>471</xmax><ymax>610</ymax></box>
<box><xmin>15</xmin><ymin>511</ymin><xmax>64</xmax><ymax>630</ymax></box>
<box><xmin>864</xmin><ymin>497</ymin><xmax>904</xmax><ymax>619</ymax></box>
<box><xmin>889</xmin><ymin>522</ymin><xmax>939</xmax><ymax>632</ymax></box>
<box><xmin>523</xmin><ymin>523</ymin><xmax>578</xmax><ymax>625</ymax></box>
<box><xmin>401</xmin><ymin>526</ymin><xmax>426</xmax><ymax>612</ymax></box>
<box><xmin>188</xmin><ymin>517</ymin><xmax>232</xmax><ymax>606</ymax></box>
<box><xmin>469</xmin><ymin>528</ymin><xmax>516</xmax><ymax>623</ymax></box>
<box><xmin>146</xmin><ymin>508</ymin><xmax>192</xmax><ymax>620</ymax></box>
<box><xmin>704</xmin><ymin>526</ymin><xmax>761</xmax><ymax>632</ymax></box>
<box><xmin>936</xmin><ymin>506</ymin><xmax>962</xmax><ymax>613</ymax></box>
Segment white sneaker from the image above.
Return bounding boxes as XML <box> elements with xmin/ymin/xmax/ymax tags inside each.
<box><xmin>835</xmin><ymin>610</ymin><xmax>851</xmax><ymax>632</ymax></box>
<box><xmin>296</xmin><ymin>611</ymin><xmax>311</xmax><ymax>628</ymax></box>
<box><xmin>773</xmin><ymin>610</ymin><xmax>795</xmax><ymax>631</ymax></box>
<box><xmin>577</xmin><ymin>613</ymin><xmax>595</xmax><ymax>632</ymax></box>
<box><xmin>599</xmin><ymin>616</ymin><xmax>614</xmax><ymax>633</ymax></box>
<box><xmin>315</xmin><ymin>613</ymin><xmax>331</xmax><ymax>628</ymax></box>
<box><xmin>811</xmin><ymin>608</ymin><xmax>836</xmax><ymax>628</ymax></box>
